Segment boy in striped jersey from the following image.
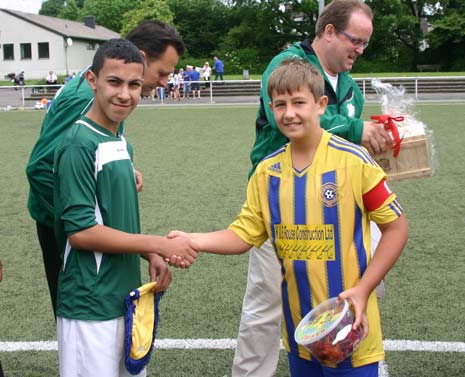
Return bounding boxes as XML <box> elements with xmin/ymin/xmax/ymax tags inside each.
<box><xmin>169</xmin><ymin>59</ymin><xmax>408</xmax><ymax>376</ymax></box>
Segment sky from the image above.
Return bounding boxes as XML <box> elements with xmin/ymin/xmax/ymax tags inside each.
<box><xmin>0</xmin><ymin>0</ymin><xmax>43</xmax><ymax>14</ymax></box>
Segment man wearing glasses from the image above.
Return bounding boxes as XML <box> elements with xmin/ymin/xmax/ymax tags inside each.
<box><xmin>233</xmin><ymin>1</ymin><xmax>391</xmax><ymax>376</ymax></box>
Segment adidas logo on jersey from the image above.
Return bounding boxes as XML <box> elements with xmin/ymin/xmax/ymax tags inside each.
<box><xmin>268</xmin><ymin>162</ymin><xmax>282</xmax><ymax>174</ymax></box>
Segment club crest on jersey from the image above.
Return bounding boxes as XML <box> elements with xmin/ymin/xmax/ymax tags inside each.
<box><xmin>321</xmin><ymin>182</ymin><xmax>338</xmax><ymax>207</ymax></box>
<box><xmin>347</xmin><ymin>103</ymin><xmax>355</xmax><ymax>117</ymax></box>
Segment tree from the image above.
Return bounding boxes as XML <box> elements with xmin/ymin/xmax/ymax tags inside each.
<box><xmin>81</xmin><ymin>0</ymin><xmax>135</xmax><ymax>32</ymax></box>
<box><xmin>120</xmin><ymin>0</ymin><xmax>174</xmax><ymax>36</ymax></box>
<box><xmin>39</xmin><ymin>0</ymin><xmax>65</xmax><ymax>17</ymax></box>
<box><xmin>58</xmin><ymin>0</ymin><xmax>80</xmax><ymax>20</ymax></box>
<box><xmin>168</xmin><ymin>0</ymin><xmax>233</xmax><ymax>58</ymax></box>
<box><xmin>218</xmin><ymin>1</ymin><xmax>319</xmax><ymax>73</ymax></box>
<box><xmin>426</xmin><ymin>0</ymin><xmax>465</xmax><ymax>70</ymax></box>
<box><xmin>365</xmin><ymin>0</ymin><xmax>431</xmax><ymax>71</ymax></box>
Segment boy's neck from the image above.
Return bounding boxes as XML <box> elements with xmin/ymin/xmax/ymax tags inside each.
<box><xmin>289</xmin><ymin>128</ymin><xmax>323</xmax><ymax>171</ymax></box>
<box><xmin>85</xmin><ymin>107</ymin><xmax>119</xmax><ymax>135</ymax></box>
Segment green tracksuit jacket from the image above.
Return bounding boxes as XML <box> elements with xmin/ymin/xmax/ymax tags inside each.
<box><xmin>249</xmin><ymin>39</ymin><xmax>365</xmax><ymax>177</ymax></box>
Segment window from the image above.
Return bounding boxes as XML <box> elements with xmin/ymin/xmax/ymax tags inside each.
<box><xmin>87</xmin><ymin>43</ymin><xmax>96</xmax><ymax>51</ymax></box>
<box><xmin>38</xmin><ymin>42</ymin><xmax>50</xmax><ymax>59</ymax></box>
<box><xmin>3</xmin><ymin>44</ymin><xmax>14</xmax><ymax>60</ymax></box>
<box><xmin>20</xmin><ymin>43</ymin><xmax>32</xmax><ymax>60</ymax></box>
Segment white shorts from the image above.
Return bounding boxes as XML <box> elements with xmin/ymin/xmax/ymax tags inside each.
<box><xmin>57</xmin><ymin>316</ymin><xmax>146</xmax><ymax>377</ymax></box>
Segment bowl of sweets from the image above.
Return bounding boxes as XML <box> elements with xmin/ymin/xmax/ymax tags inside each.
<box><xmin>294</xmin><ymin>297</ymin><xmax>365</xmax><ymax>365</ymax></box>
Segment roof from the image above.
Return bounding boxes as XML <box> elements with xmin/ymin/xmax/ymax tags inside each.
<box><xmin>0</xmin><ymin>8</ymin><xmax>120</xmax><ymax>42</ymax></box>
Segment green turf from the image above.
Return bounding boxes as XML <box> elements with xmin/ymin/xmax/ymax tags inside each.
<box><xmin>0</xmin><ymin>103</ymin><xmax>464</xmax><ymax>375</ymax></box>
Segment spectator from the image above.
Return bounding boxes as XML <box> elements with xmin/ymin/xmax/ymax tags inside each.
<box><xmin>167</xmin><ymin>73</ymin><xmax>175</xmax><ymax>99</ymax></box>
<box><xmin>190</xmin><ymin>66</ymin><xmax>201</xmax><ymax>98</ymax></box>
<box><xmin>202</xmin><ymin>61</ymin><xmax>212</xmax><ymax>88</ymax></box>
<box><xmin>45</xmin><ymin>71</ymin><xmax>58</xmax><ymax>85</ymax></box>
<box><xmin>182</xmin><ymin>66</ymin><xmax>192</xmax><ymax>99</ymax></box>
<box><xmin>173</xmin><ymin>69</ymin><xmax>181</xmax><ymax>101</ymax></box>
<box><xmin>213</xmin><ymin>56</ymin><xmax>224</xmax><ymax>81</ymax></box>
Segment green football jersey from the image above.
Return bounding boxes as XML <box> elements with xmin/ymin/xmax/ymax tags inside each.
<box><xmin>54</xmin><ymin>117</ymin><xmax>141</xmax><ymax>320</ymax></box>
<box><xmin>26</xmin><ymin>70</ymin><xmax>94</xmax><ymax>227</ymax></box>
<box><xmin>26</xmin><ymin>68</ymin><xmax>125</xmax><ymax>228</ymax></box>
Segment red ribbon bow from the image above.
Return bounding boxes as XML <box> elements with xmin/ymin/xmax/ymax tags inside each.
<box><xmin>370</xmin><ymin>115</ymin><xmax>405</xmax><ymax>157</ymax></box>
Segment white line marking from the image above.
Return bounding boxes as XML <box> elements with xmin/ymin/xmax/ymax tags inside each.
<box><xmin>384</xmin><ymin>339</ymin><xmax>465</xmax><ymax>352</ymax></box>
<box><xmin>1</xmin><ymin>339</ymin><xmax>464</xmax><ymax>352</ymax></box>
<box><xmin>4</xmin><ymin>339</ymin><xmax>464</xmax><ymax>377</ymax></box>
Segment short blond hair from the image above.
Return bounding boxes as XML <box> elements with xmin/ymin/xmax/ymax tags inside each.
<box><xmin>267</xmin><ymin>58</ymin><xmax>324</xmax><ymax>101</ymax></box>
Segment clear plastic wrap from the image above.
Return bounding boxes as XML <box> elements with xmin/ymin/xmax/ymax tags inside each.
<box><xmin>370</xmin><ymin>78</ymin><xmax>438</xmax><ymax>181</ymax></box>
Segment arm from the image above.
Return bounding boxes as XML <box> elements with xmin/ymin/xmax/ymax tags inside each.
<box><xmin>56</xmin><ymin>143</ymin><xmax>197</xmax><ymax>267</ymax></box>
<box><xmin>169</xmin><ymin>229</ymin><xmax>252</xmax><ymax>255</ymax></box>
<box><xmin>69</xmin><ymin>224</ymin><xmax>198</xmax><ymax>266</ymax></box>
<box><xmin>320</xmin><ymin>98</ymin><xmax>392</xmax><ymax>154</ymax></box>
<box><xmin>339</xmin><ymin>214</ymin><xmax>408</xmax><ymax>333</ymax></box>
<box><xmin>141</xmin><ymin>253</ymin><xmax>172</xmax><ymax>292</ymax></box>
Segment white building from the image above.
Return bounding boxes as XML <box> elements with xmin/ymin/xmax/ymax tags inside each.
<box><xmin>0</xmin><ymin>9</ymin><xmax>120</xmax><ymax>80</ymax></box>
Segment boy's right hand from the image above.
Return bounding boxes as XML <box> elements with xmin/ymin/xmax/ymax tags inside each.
<box><xmin>338</xmin><ymin>286</ymin><xmax>369</xmax><ymax>339</ymax></box>
<box><xmin>160</xmin><ymin>236</ymin><xmax>198</xmax><ymax>268</ymax></box>
<box><xmin>165</xmin><ymin>230</ymin><xmax>201</xmax><ymax>268</ymax></box>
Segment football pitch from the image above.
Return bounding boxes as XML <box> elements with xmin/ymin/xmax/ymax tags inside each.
<box><xmin>0</xmin><ymin>102</ymin><xmax>464</xmax><ymax>376</ymax></box>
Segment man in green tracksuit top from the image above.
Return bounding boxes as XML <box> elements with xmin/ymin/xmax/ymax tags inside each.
<box><xmin>232</xmin><ymin>1</ymin><xmax>393</xmax><ymax>376</ymax></box>
<box><xmin>250</xmin><ymin>39</ymin><xmax>366</xmax><ymax>175</ymax></box>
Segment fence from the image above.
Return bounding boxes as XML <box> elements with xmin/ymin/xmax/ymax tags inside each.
<box><xmin>1</xmin><ymin>76</ymin><xmax>465</xmax><ymax>109</ymax></box>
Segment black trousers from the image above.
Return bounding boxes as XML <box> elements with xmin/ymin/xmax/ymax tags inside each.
<box><xmin>36</xmin><ymin>222</ymin><xmax>61</xmax><ymax>318</ymax></box>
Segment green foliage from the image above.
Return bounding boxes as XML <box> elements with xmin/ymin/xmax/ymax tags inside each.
<box><xmin>120</xmin><ymin>0</ymin><xmax>174</xmax><ymax>36</ymax></box>
<box><xmin>39</xmin><ymin>0</ymin><xmax>65</xmax><ymax>16</ymax></box>
<box><xmin>219</xmin><ymin>1</ymin><xmax>297</xmax><ymax>70</ymax></box>
<box><xmin>80</xmin><ymin>0</ymin><xmax>134</xmax><ymax>32</ymax></box>
<box><xmin>167</xmin><ymin>0</ymin><xmax>232</xmax><ymax>58</ymax></box>
<box><xmin>37</xmin><ymin>0</ymin><xmax>465</xmax><ymax>73</ymax></box>
<box><xmin>58</xmin><ymin>0</ymin><xmax>80</xmax><ymax>20</ymax></box>
<box><xmin>425</xmin><ymin>6</ymin><xmax>465</xmax><ymax>70</ymax></box>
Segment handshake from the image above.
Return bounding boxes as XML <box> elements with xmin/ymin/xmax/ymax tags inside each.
<box><xmin>162</xmin><ymin>230</ymin><xmax>200</xmax><ymax>269</ymax></box>
<box><xmin>149</xmin><ymin>228</ymin><xmax>250</xmax><ymax>270</ymax></box>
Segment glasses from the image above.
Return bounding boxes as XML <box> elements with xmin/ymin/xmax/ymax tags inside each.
<box><xmin>335</xmin><ymin>27</ymin><xmax>369</xmax><ymax>49</ymax></box>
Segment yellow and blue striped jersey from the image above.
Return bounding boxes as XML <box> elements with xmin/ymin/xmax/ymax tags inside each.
<box><xmin>229</xmin><ymin>131</ymin><xmax>403</xmax><ymax>367</ymax></box>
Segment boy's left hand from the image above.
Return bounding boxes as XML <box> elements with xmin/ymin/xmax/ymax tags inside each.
<box><xmin>135</xmin><ymin>169</ymin><xmax>143</xmax><ymax>193</ymax></box>
<box><xmin>338</xmin><ymin>286</ymin><xmax>369</xmax><ymax>338</ymax></box>
<box><xmin>147</xmin><ymin>254</ymin><xmax>172</xmax><ymax>292</ymax></box>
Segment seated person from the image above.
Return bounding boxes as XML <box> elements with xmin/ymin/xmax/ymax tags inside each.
<box><xmin>46</xmin><ymin>71</ymin><xmax>58</xmax><ymax>85</ymax></box>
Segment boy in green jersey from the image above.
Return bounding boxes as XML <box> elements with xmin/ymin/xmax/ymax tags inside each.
<box><xmin>26</xmin><ymin>20</ymin><xmax>185</xmax><ymax>317</ymax></box>
<box><xmin>54</xmin><ymin>39</ymin><xmax>197</xmax><ymax>377</ymax></box>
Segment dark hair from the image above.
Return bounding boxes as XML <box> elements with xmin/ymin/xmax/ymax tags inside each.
<box><xmin>267</xmin><ymin>58</ymin><xmax>324</xmax><ymax>101</ymax></box>
<box><xmin>92</xmin><ymin>38</ymin><xmax>144</xmax><ymax>76</ymax></box>
<box><xmin>315</xmin><ymin>0</ymin><xmax>373</xmax><ymax>37</ymax></box>
<box><xmin>124</xmin><ymin>20</ymin><xmax>185</xmax><ymax>61</ymax></box>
